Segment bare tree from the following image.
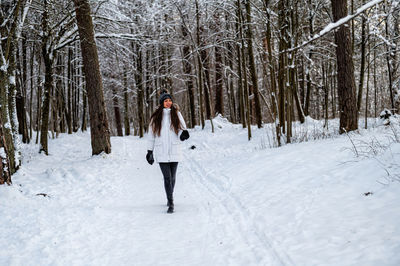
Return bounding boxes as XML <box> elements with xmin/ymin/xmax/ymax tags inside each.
<box><xmin>73</xmin><ymin>0</ymin><xmax>111</xmax><ymax>155</ymax></box>
<box><xmin>332</xmin><ymin>0</ymin><xmax>358</xmax><ymax>133</ymax></box>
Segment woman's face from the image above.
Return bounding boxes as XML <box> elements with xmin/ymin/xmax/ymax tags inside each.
<box><xmin>163</xmin><ymin>98</ymin><xmax>172</xmax><ymax>108</ymax></box>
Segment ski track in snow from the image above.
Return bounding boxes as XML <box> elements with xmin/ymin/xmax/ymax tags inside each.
<box><xmin>184</xmin><ymin>155</ymin><xmax>293</xmax><ymax>265</ymax></box>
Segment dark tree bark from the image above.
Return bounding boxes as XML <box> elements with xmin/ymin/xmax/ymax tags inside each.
<box><xmin>236</xmin><ymin>0</ymin><xmax>251</xmax><ymax>140</ymax></box>
<box><xmin>39</xmin><ymin>48</ymin><xmax>52</xmax><ymax>155</ymax></box>
<box><xmin>330</xmin><ymin>62</ymin><xmax>337</xmax><ymax>118</ymax></box>
<box><xmin>35</xmin><ymin>51</ymin><xmax>42</xmax><ymax>145</ymax></box>
<box><xmin>200</xmin><ymin>48</ymin><xmax>212</xmax><ymax>120</ymax></box>
<box><xmin>112</xmin><ymin>85</ymin><xmax>123</xmax><ymax>137</ymax></box>
<box><xmin>123</xmin><ymin>70</ymin><xmax>130</xmax><ymax>136</ymax></box>
<box><xmin>357</xmin><ymin>2</ymin><xmax>367</xmax><ymax>114</ymax></box>
<box><xmin>224</xmin><ymin>10</ymin><xmax>236</xmax><ymax>123</ymax></box>
<box><xmin>81</xmin><ymin>87</ymin><xmax>87</xmax><ymax>132</ymax></box>
<box><xmin>66</xmin><ymin>47</ymin><xmax>73</xmax><ymax>134</ymax></box>
<box><xmin>289</xmin><ymin>4</ymin><xmax>305</xmax><ymax>124</ymax></box>
<box><xmin>145</xmin><ymin>50</ymin><xmax>151</xmax><ymax>126</ymax></box>
<box><xmin>384</xmin><ymin>4</ymin><xmax>397</xmax><ymax>111</ymax></box>
<box><xmin>182</xmin><ymin>25</ymin><xmax>196</xmax><ymax>128</ymax></box>
<box><xmin>181</xmin><ymin>21</ymin><xmax>196</xmax><ymax>127</ymax></box>
<box><xmin>16</xmin><ymin>44</ymin><xmax>29</xmax><ymax>143</ymax></box>
<box><xmin>278</xmin><ymin>0</ymin><xmax>288</xmax><ymax>137</ymax></box>
<box><xmin>236</xmin><ymin>36</ymin><xmax>245</xmax><ymax>128</ymax></box>
<box><xmin>73</xmin><ymin>0</ymin><xmax>111</xmax><ymax>155</ymax></box>
<box><xmin>29</xmin><ymin>45</ymin><xmax>34</xmax><ymax>140</ymax></box>
<box><xmin>304</xmin><ymin>0</ymin><xmax>314</xmax><ymax>117</ymax></box>
<box><xmin>73</xmin><ymin>55</ymin><xmax>81</xmax><ymax>132</ymax></box>
<box><xmin>365</xmin><ymin>44</ymin><xmax>371</xmax><ymax>128</ymax></box>
<box><xmin>245</xmin><ymin>0</ymin><xmax>262</xmax><ymax>128</ymax></box>
<box><xmin>214</xmin><ymin>11</ymin><xmax>224</xmax><ymax>117</ymax></box>
<box><xmin>133</xmin><ymin>42</ymin><xmax>144</xmax><ymax>138</ymax></box>
<box><xmin>54</xmin><ymin>54</ymin><xmax>64</xmax><ymax>136</ymax></box>
<box><xmin>39</xmin><ymin>0</ymin><xmax>53</xmax><ymax>155</ymax></box>
<box><xmin>195</xmin><ymin>0</ymin><xmax>205</xmax><ymax>129</ymax></box>
<box><xmin>332</xmin><ymin>0</ymin><xmax>358</xmax><ymax>133</ymax></box>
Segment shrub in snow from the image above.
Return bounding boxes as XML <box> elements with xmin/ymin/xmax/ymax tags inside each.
<box><xmin>379</xmin><ymin>109</ymin><xmax>392</xmax><ymax>126</ymax></box>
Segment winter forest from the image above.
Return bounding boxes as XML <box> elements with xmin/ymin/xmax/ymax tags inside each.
<box><xmin>1</xmin><ymin>0</ymin><xmax>400</xmax><ymax>265</ymax></box>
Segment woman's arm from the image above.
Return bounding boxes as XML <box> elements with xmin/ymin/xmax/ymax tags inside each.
<box><xmin>178</xmin><ymin>111</ymin><xmax>187</xmax><ymax>130</ymax></box>
<box><xmin>147</xmin><ymin>122</ymin><xmax>155</xmax><ymax>151</ymax></box>
<box><xmin>178</xmin><ymin>111</ymin><xmax>189</xmax><ymax>141</ymax></box>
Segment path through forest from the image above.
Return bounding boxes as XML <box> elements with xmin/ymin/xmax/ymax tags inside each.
<box><xmin>1</xmin><ymin>118</ymin><xmax>399</xmax><ymax>265</ymax></box>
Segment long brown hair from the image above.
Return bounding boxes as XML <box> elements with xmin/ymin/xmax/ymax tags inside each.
<box><xmin>150</xmin><ymin>103</ymin><xmax>182</xmax><ymax>137</ymax></box>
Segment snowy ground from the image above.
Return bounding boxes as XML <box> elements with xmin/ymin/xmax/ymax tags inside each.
<box><xmin>1</xmin><ymin>117</ymin><xmax>400</xmax><ymax>266</ymax></box>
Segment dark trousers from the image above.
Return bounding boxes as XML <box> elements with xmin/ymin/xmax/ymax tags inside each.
<box><xmin>159</xmin><ymin>162</ymin><xmax>178</xmax><ymax>203</ymax></box>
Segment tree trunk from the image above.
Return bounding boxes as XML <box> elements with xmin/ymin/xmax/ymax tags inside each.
<box><xmin>214</xmin><ymin>12</ymin><xmax>224</xmax><ymax>117</ymax></box>
<box><xmin>123</xmin><ymin>70</ymin><xmax>130</xmax><ymax>136</ymax></box>
<box><xmin>332</xmin><ymin>0</ymin><xmax>358</xmax><ymax>133</ymax></box>
<box><xmin>133</xmin><ymin>42</ymin><xmax>145</xmax><ymax>138</ymax></box>
<box><xmin>0</xmin><ymin>114</ymin><xmax>12</xmax><ymax>185</ymax></box>
<box><xmin>29</xmin><ymin>45</ymin><xmax>34</xmax><ymax>140</ymax></box>
<box><xmin>245</xmin><ymin>0</ymin><xmax>262</xmax><ymax>128</ymax></box>
<box><xmin>330</xmin><ymin>62</ymin><xmax>336</xmax><ymax>118</ymax></box>
<box><xmin>39</xmin><ymin>51</ymin><xmax>52</xmax><ymax>155</ymax></box>
<box><xmin>0</xmin><ymin>66</ymin><xmax>16</xmax><ymax>181</ymax></box>
<box><xmin>357</xmin><ymin>2</ymin><xmax>367</xmax><ymax>114</ymax></box>
<box><xmin>323</xmin><ymin>63</ymin><xmax>329</xmax><ymax>127</ymax></box>
<box><xmin>73</xmin><ymin>55</ymin><xmax>81</xmax><ymax>132</ymax></box>
<box><xmin>66</xmin><ymin>47</ymin><xmax>73</xmax><ymax>134</ymax></box>
<box><xmin>16</xmin><ymin>44</ymin><xmax>29</xmax><ymax>143</ymax></box>
<box><xmin>39</xmin><ymin>1</ymin><xmax>52</xmax><ymax>155</ymax></box>
<box><xmin>73</xmin><ymin>0</ymin><xmax>111</xmax><ymax>155</ymax></box>
<box><xmin>384</xmin><ymin>3</ymin><xmax>397</xmax><ymax>112</ymax></box>
<box><xmin>195</xmin><ymin>0</ymin><xmax>205</xmax><ymax>129</ymax></box>
<box><xmin>144</xmin><ymin>50</ymin><xmax>151</xmax><ymax>126</ymax></box>
<box><xmin>81</xmin><ymin>87</ymin><xmax>87</xmax><ymax>132</ymax></box>
<box><xmin>278</xmin><ymin>0</ymin><xmax>288</xmax><ymax>136</ymax></box>
<box><xmin>237</xmin><ymin>0</ymin><xmax>251</xmax><ymax>140</ymax></box>
<box><xmin>54</xmin><ymin>54</ymin><xmax>63</xmax><ymax>136</ymax></box>
<box><xmin>112</xmin><ymin>85</ymin><xmax>123</xmax><ymax>136</ymax></box>
<box><xmin>365</xmin><ymin>43</ymin><xmax>371</xmax><ymax>129</ymax></box>
<box><xmin>200</xmin><ymin>48</ymin><xmax>212</xmax><ymax>120</ymax></box>
<box><xmin>35</xmin><ymin>54</ymin><xmax>42</xmax><ymax>145</ymax></box>
<box><xmin>236</xmin><ymin>40</ymin><xmax>245</xmax><ymax>128</ymax></box>
<box><xmin>181</xmin><ymin>22</ymin><xmax>196</xmax><ymax>127</ymax></box>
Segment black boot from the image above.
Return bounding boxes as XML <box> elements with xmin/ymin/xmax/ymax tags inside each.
<box><xmin>167</xmin><ymin>201</ymin><xmax>174</xmax><ymax>213</ymax></box>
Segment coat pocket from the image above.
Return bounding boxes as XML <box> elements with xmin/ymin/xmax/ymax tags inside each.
<box><xmin>153</xmin><ymin>141</ymin><xmax>162</xmax><ymax>161</ymax></box>
<box><xmin>171</xmin><ymin>141</ymin><xmax>181</xmax><ymax>156</ymax></box>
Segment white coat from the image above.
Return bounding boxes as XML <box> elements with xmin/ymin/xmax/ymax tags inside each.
<box><xmin>147</xmin><ymin>108</ymin><xmax>187</xmax><ymax>163</ymax></box>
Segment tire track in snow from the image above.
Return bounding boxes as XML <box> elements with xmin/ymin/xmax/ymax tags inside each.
<box><xmin>183</xmin><ymin>154</ymin><xmax>294</xmax><ymax>266</ymax></box>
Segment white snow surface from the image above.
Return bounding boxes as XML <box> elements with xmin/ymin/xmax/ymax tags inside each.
<box><xmin>1</xmin><ymin>117</ymin><xmax>400</xmax><ymax>266</ymax></box>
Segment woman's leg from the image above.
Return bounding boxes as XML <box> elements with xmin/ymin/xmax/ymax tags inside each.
<box><xmin>159</xmin><ymin>163</ymin><xmax>173</xmax><ymax>204</ymax></box>
<box><xmin>170</xmin><ymin>162</ymin><xmax>178</xmax><ymax>193</ymax></box>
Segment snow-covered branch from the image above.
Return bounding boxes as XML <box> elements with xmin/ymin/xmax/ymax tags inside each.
<box><xmin>288</xmin><ymin>0</ymin><xmax>385</xmax><ymax>53</ymax></box>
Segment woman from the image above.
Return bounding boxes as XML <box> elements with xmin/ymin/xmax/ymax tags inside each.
<box><xmin>146</xmin><ymin>90</ymin><xmax>190</xmax><ymax>213</ymax></box>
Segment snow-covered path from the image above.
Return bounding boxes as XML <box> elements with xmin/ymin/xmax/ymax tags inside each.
<box><xmin>1</xmin><ymin>118</ymin><xmax>400</xmax><ymax>265</ymax></box>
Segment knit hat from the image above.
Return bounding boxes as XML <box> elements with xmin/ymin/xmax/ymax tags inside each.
<box><xmin>159</xmin><ymin>90</ymin><xmax>172</xmax><ymax>105</ymax></box>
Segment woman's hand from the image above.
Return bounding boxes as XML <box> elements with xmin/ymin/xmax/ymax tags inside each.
<box><xmin>146</xmin><ymin>150</ymin><xmax>154</xmax><ymax>165</ymax></box>
<box><xmin>180</xmin><ymin>130</ymin><xmax>190</xmax><ymax>141</ymax></box>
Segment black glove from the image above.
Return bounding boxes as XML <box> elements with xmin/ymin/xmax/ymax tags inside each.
<box><xmin>146</xmin><ymin>150</ymin><xmax>154</xmax><ymax>165</ymax></box>
<box><xmin>180</xmin><ymin>130</ymin><xmax>190</xmax><ymax>141</ymax></box>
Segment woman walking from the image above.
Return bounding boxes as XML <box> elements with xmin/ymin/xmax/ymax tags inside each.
<box><xmin>146</xmin><ymin>90</ymin><xmax>190</xmax><ymax>213</ymax></box>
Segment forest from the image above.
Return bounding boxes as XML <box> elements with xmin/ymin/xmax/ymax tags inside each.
<box><xmin>1</xmin><ymin>0</ymin><xmax>399</xmax><ymax>184</ymax></box>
